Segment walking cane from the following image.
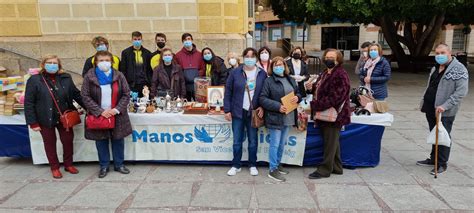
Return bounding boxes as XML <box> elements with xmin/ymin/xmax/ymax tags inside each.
<box><xmin>434</xmin><ymin>112</ymin><xmax>440</xmax><ymax>179</ymax></box>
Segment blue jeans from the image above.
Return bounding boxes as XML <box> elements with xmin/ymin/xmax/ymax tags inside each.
<box><xmin>95</xmin><ymin>138</ymin><xmax>125</xmax><ymax>169</ymax></box>
<box><xmin>268</xmin><ymin>126</ymin><xmax>290</xmax><ymax>172</ymax></box>
<box><xmin>231</xmin><ymin>111</ymin><xmax>258</xmax><ymax>168</ymax></box>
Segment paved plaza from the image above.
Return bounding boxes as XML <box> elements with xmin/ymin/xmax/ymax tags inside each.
<box><xmin>0</xmin><ymin>62</ymin><xmax>473</xmax><ymax>212</ymax></box>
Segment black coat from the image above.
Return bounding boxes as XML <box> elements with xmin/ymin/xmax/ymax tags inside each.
<box><xmin>205</xmin><ymin>56</ymin><xmax>228</xmax><ymax>86</ymax></box>
<box><xmin>119</xmin><ymin>46</ymin><xmax>152</xmax><ymax>87</ymax></box>
<box><xmin>259</xmin><ymin>74</ymin><xmax>301</xmax><ymax>129</ymax></box>
<box><xmin>24</xmin><ymin>73</ymin><xmax>83</xmax><ymax>128</ymax></box>
<box><xmin>286</xmin><ymin>59</ymin><xmax>309</xmax><ymax>97</ymax></box>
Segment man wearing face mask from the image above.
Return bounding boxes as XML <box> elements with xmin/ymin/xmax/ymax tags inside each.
<box><xmin>82</xmin><ymin>36</ymin><xmax>120</xmax><ymax>77</ymax></box>
<box><xmin>150</xmin><ymin>33</ymin><xmax>167</xmax><ymax>70</ymax></box>
<box><xmin>417</xmin><ymin>43</ymin><xmax>469</xmax><ymax>175</ymax></box>
<box><xmin>359</xmin><ymin>43</ymin><xmax>391</xmax><ymax>100</ymax></box>
<box><xmin>120</xmin><ymin>31</ymin><xmax>152</xmax><ymax>97</ymax></box>
<box><xmin>175</xmin><ymin>33</ymin><xmax>205</xmax><ymax>100</ymax></box>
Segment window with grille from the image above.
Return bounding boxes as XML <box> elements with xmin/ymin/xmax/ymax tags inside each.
<box><xmin>452</xmin><ymin>29</ymin><xmax>466</xmax><ymax>51</ymax></box>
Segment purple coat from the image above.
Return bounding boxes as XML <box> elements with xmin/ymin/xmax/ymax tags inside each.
<box><xmin>81</xmin><ymin>69</ymin><xmax>132</xmax><ymax>140</ymax></box>
<box><xmin>310</xmin><ymin>65</ymin><xmax>351</xmax><ymax>128</ymax></box>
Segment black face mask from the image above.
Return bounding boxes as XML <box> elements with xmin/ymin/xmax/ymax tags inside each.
<box><xmin>292</xmin><ymin>53</ymin><xmax>301</xmax><ymax>60</ymax></box>
<box><xmin>324</xmin><ymin>59</ymin><xmax>336</xmax><ymax>68</ymax></box>
<box><xmin>157</xmin><ymin>42</ymin><xmax>166</xmax><ymax>49</ymax></box>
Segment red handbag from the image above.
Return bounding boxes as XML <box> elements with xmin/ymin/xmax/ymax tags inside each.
<box><xmin>85</xmin><ymin>81</ymin><xmax>119</xmax><ymax>130</ymax></box>
<box><xmin>86</xmin><ymin>115</ymin><xmax>115</xmax><ymax>129</ymax></box>
<box><xmin>42</xmin><ymin>76</ymin><xmax>81</xmax><ymax>131</ymax></box>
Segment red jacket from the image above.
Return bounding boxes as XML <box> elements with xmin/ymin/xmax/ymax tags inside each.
<box><xmin>310</xmin><ymin>65</ymin><xmax>351</xmax><ymax>128</ymax></box>
<box><xmin>175</xmin><ymin>45</ymin><xmax>204</xmax><ymax>76</ymax></box>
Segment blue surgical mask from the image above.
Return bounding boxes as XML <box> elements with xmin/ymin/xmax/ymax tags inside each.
<box><xmin>163</xmin><ymin>55</ymin><xmax>173</xmax><ymax>63</ymax></box>
<box><xmin>435</xmin><ymin>54</ymin><xmax>449</xmax><ymax>65</ymax></box>
<box><xmin>96</xmin><ymin>44</ymin><xmax>107</xmax><ymax>52</ymax></box>
<box><xmin>44</xmin><ymin>63</ymin><xmax>59</xmax><ymax>74</ymax></box>
<box><xmin>183</xmin><ymin>40</ymin><xmax>193</xmax><ymax>48</ymax></box>
<box><xmin>273</xmin><ymin>65</ymin><xmax>285</xmax><ymax>76</ymax></box>
<box><xmin>203</xmin><ymin>53</ymin><xmax>213</xmax><ymax>61</ymax></box>
<box><xmin>132</xmin><ymin>40</ymin><xmax>142</xmax><ymax>47</ymax></box>
<box><xmin>369</xmin><ymin>50</ymin><xmax>379</xmax><ymax>59</ymax></box>
<box><xmin>244</xmin><ymin>58</ymin><xmax>257</xmax><ymax>67</ymax></box>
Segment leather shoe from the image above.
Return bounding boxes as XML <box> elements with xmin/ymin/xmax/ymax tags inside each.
<box><xmin>332</xmin><ymin>170</ymin><xmax>343</xmax><ymax>175</ymax></box>
<box><xmin>98</xmin><ymin>168</ymin><xmax>109</xmax><ymax>178</ymax></box>
<box><xmin>51</xmin><ymin>169</ymin><xmax>63</xmax><ymax>179</ymax></box>
<box><xmin>308</xmin><ymin>171</ymin><xmax>329</xmax><ymax>179</ymax></box>
<box><xmin>114</xmin><ymin>166</ymin><xmax>130</xmax><ymax>174</ymax></box>
<box><xmin>65</xmin><ymin>166</ymin><xmax>79</xmax><ymax>174</ymax></box>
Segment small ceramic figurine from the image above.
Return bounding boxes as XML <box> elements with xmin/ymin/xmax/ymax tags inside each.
<box><xmin>146</xmin><ymin>102</ymin><xmax>155</xmax><ymax>113</ymax></box>
<box><xmin>131</xmin><ymin>92</ymin><xmax>139</xmax><ymax>102</ymax></box>
<box><xmin>142</xmin><ymin>85</ymin><xmax>150</xmax><ymax>101</ymax></box>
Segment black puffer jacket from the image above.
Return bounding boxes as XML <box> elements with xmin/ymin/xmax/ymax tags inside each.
<box><xmin>24</xmin><ymin>72</ymin><xmax>83</xmax><ymax>128</ymax></box>
<box><xmin>259</xmin><ymin>74</ymin><xmax>301</xmax><ymax>129</ymax></box>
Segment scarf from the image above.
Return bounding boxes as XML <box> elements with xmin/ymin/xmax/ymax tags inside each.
<box><xmin>95</xmin><ymin>67</ymin><xmax>113</xmax><ymax>85</ymax></box>
<box><xmin>363</xmin><ymin>57</ymin><xmax>381</xmax><ymax>90</ymax></box>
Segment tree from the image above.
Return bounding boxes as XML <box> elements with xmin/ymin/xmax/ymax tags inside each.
<box><xmin>270</xmin><ymin>0</ymin><xmax>474</xmax><ymax>71</ymax></box>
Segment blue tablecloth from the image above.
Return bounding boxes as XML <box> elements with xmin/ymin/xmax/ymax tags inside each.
<box><xmin>0</xmin><ymin>123</ymin><xmax>384</xmax><ymax>167</ymax></box>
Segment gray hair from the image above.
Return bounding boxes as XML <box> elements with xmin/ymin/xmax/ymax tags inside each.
<box><xmin>435</xmin><ymin>43</ymin><xmax>452</xmax><ymax>52</ymax></box>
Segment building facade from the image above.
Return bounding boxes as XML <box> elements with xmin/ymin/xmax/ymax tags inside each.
<box><xmin>0</xmin><ymin>0</ymin><xmax>250</xmax><ymax>81</ymax></box>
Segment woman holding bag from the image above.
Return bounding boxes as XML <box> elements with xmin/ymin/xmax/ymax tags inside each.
<box><xmin>224</xmin><ymin>47</ymin><xmax>267</xmax><ymax>176</ymax></box>
<box><xmin>81</xmin><ymin>51</ymin><xmax>132</xmax><ymax>178</ymax></box>
<box><xmin>259</xmin><ymin>57</ymin><xmax>301</xmax><ymax>182</ymax></box>
<box><xmin>308</xmin><ymin>49</ymin><xmax>350</xmax><ymax>179</ymax></box>
<box><xmin>358</xmin><ymin>43</ymin><xmax>391</xmax><ymax>100</ymax></box>
<box><xmin>24</xmin><ymin>54</ymin><xmax>83</xmax><ymax>179</ymax></box>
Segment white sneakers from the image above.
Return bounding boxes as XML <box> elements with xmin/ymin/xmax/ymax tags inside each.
<box><xmin>227</xmin><ymin>167</ymin><xmax>259</xmax><ymax>176</ymax></box>
<box><xmin>250</xmin><ymin>167</ymin><xmax>259</xmax><ymax>176</ymax></box>
<box><xmin>227</xmin><ymin>167</ymin><xmax>241</xmax><ymax>176</ymax></box>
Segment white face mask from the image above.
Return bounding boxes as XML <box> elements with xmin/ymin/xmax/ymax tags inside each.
<box><xmin>362</xmin><ymin>51</ymin><xmax>368</xmax><ymax>58</ymax></box>
<box><xmin>98</xmin><ymin>61</ymin><xmax>112</xmax><ymax>72</ymax></box>
<box><xmin>229</xmin><ymin>58</ymin><xmax>237</xmax><ymax>66</ymax></box>
<box><xmin>260</xmin><ymin>52</ymin><xmax>269</xmax><ymax>61</ymax></box>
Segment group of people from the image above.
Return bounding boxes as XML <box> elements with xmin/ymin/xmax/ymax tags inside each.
<box><xmin>24</xmin><ymin>30</ymin><xmax>468</xmax><ymax>180</ymax></box>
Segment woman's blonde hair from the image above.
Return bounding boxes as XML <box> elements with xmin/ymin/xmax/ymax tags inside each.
<box><xmin>368</xmin><ymin>43</ymin><xmax>383</xmax><ymax>56</ymax></box>
<box><xmin>268</xmin><ymin>56</ymin><xmax>290</xmax><ymax>76</ymax></box>
<box><xmin>226</xmin><ymin>52</ymin><xmax>240</xmax><ymax>65</ymax></box>
<box><xmin>40</xmin><ymin>54</ymin><xmax>64</xmax><ymax>74</ymax></box>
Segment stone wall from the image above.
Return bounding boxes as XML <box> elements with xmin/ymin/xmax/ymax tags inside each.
<box><xmin>0</xmin><ymin>0</ymin><xmax>248</xmax><ymax>84</ymax></box>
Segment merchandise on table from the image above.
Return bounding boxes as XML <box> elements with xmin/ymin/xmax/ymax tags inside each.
<box><xmin>194</xmin><ymin>77</ymin><xmax>211</xmax><ymax>103</ymax></box>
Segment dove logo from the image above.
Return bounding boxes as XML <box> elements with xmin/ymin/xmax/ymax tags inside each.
<box><xmin>194</xmin><ymin>124</ymin><xmax>231</xmax><ymax>143</ymax></box>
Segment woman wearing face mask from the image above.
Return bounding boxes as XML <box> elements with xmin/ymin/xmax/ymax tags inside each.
<box><xmin>24</xmin><ymin>54</ymin><xmax>84</xmax><ymax>179</ymax></box>
<box><xmin>81</xmin><ymin>51</ymin><xmax>133</xmax><ymax>178</ymax></box>
<box><xmin>257</xmin><ymin>47</ymin><xmax>272</xmax><ymax>73</ymax></box>
<box><xmin>202</xmin><ymin>47</ymin><xmax>227</xmax><ymax>86</ymax></box>
<box><xmin>286</xmin><ymin>47</ymin><xmax>309</xmax><ymax>97</ymax></box>
<box><xmin>259</xmin><ymin>57</ymin><xmax>301</xmax><ymax>182</ymax></box>
<box><xmin>359</xmin><ymin>43</ymin><xmax>391</xmax><ymax>100</ymax></box>
<box><xmin>150</xmin><ymin>48</ymin><xmax>186</xmax><ymax>98</ymax></box>
<box><xmin>224</xmin><ymin>47</ymin><xmax>267</xmax><ymax>177</ymax></box>
<box><xmin>308</xmin><ymin>49</ymin><xmax>351</xmax><ymax>179</ymax></box>
<box><xmin>225</xmin><ymin>52</ymin><xmax>240</xmax><ymax>78</ymax></box>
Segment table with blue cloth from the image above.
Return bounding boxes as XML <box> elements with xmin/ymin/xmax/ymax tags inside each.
<box><xmin>0</xmin><ymin>113</ymin><xmax>393</xmax><ymax>167</ymax></box>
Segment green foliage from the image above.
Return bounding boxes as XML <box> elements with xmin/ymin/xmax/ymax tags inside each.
<box><xmin>271</xmin><ymin>0</ymin><xmax>474</xmax><ymax>25</ymax></box>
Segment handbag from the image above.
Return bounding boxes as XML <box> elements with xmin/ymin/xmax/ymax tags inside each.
<box><xmin>41</xmin><ymin>75</ymin><xmax>81</xmax><ymax>131</ymax></box>
<box><xmin>314</xmin><ymin>102</ymin><xmax>345</xmax><ymax>122</ymax></box>
<box><xmin>373</xmin><ymin>101</ymin><xmax>389</xmax><ymax>113</ymax></box>
<box><xmin>357</xmin><ymin>86</ymin><xmax>374</xmax><ymax>107</ymax></box>
<box><xmin>246</xmin><ymin>84</ymin><xmax>264</xmax><ymax>128</ymax></box>
<box><xmin>85</xmin><ymin>81</ymin><xmax>119</xmax><ymax>130</ymax></box>
<box><xmin>86</xmin><ymin>115</ymin><xmax>115</xmax><ymax>129</ymax></box>
<box><xmin>297</xmin><ymin>107</ymin><xmax>308</xmax><ymax>131</ymax></box>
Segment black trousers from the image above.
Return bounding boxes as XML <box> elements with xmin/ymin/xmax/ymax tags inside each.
<box><xmin>317</xmin><ymin>126</ymin><xmax>343</xmax><ymax>176</ymax></box>
<box><xmin>425</xmin><ymin>111</ymin><xmax>455</xmax><ymax>167</ymax></box>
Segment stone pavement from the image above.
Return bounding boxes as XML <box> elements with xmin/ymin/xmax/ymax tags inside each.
<box><xmin>0</xmin><ymin>62</ymin><xmax>473</xmax><ymax>212</ymax></box>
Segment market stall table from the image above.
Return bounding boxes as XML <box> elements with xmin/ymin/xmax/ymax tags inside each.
<box><xmin>0</xmin><ymin>113</ymin><xmax>393</xmax><ymax>167</ymax></box>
